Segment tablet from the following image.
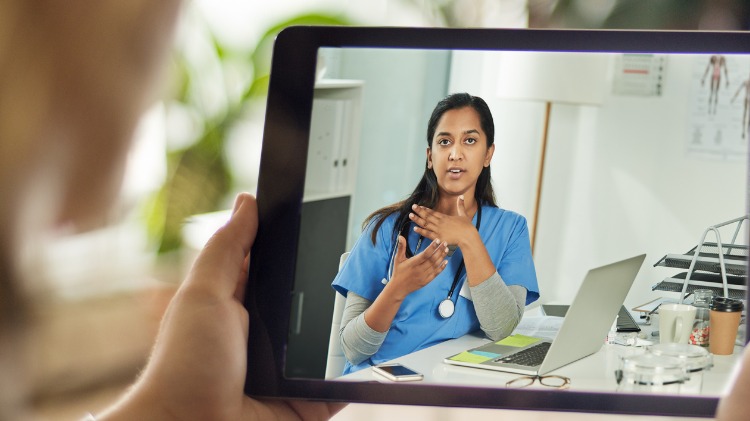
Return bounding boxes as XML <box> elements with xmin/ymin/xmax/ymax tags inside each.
<box><xmin>244</xmin><ymin>26</ymin><xmax>750</xmax><ymax>417</ymax></box>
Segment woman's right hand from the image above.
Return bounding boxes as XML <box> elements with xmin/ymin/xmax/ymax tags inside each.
<box><xmin>389</xmin><ymin>235</ymin><xmax>449</xmax><ymax>298</ymax></box>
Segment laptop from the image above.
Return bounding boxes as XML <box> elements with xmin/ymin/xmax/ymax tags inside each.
<box><xmin>444</xmin><ymin>254</ymin><xmax>646</xmax><ymax>375</ymax></box>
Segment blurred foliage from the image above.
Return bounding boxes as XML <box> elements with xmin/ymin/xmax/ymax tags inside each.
<box><xmin>404</xmin><ymin>0</ymin><xmax>748</xmax><ymax>30</ymax></box>
<box><xmin>146</xmin><ymin>0</ymin><xmax>748</xmax><ymax>255</ymax></box>
<box><xmin>146</xmin><ymin>11</ymin><xmax>351</xmax><ymax>255</ymax></box>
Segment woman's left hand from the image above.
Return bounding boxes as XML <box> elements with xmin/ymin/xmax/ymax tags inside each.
<box><xmin>409</xmin><ymin>196</ymin><xmax>475</xmax><ymax>246</ymax></box>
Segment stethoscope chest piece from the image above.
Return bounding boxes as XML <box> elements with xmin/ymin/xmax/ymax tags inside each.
<box><xmin>438</xmin><ymin>298</ymin><xmax>455</xmax><ymax>318</ymax></box>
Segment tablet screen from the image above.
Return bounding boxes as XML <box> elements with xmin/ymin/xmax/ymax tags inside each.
<box><xmin>245</xmin><ymin>27</ymin><xmax>749</xmax><ymax>417</ymax></box>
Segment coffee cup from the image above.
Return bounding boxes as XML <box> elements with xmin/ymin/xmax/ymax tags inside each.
<box><xmin>659</xmin><ymin>304</ymin><xmax>697</xmax><ymax>344</ymax></box>
<box><xmin>709</xmin><ymin>297</ymin><xmax>744</xmax><ymax>355</ymax></box>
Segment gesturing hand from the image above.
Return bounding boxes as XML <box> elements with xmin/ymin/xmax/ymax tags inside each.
<box><xmin>409</xmin><ymin>196</ymin><xmax>476</xmax><ymax>246</ymax></box>
<box><xmin>389</xmin><ymin>234</ymin><xmax>449</xmax><ymax>298</ymax></box>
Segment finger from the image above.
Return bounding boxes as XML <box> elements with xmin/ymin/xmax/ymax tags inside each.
<box><xmin>408</xmin><ymin>211</ymin><xmax>427</xmax><ymax>229</ymax></box>
<box><xmin>429</xmin><ymin>260</ymin><xmax>449</xmax><ymax>278</ymax></box>
<box><xmin>413</xmin><ymin>225</ymin><xmax>437</xmax><ymax>242</ymax></box>
<box><xmin>184</xmin><ymin>193</ymin><xmax>259</xmax><ymax>299</ymax></box>
<box><xmin>411</xmin><ymin>203</ymin><xmax>439</xmax><ymax>221</ymax></box>
<box><xmin>428</xmin><ymin>241</ymin><xmax>450</xmax><ymax>267</ymax></box>
<box><xmin>427</xmin><ymin>239</ymin><xmax>449</xmax><ymax>259</ymax></box>
<box><xmin>233</xmin><ymin>252</ymin><xmax>251</xmax><ymax>301</ymax></box>
<box><xmin>412</xmin><ymin>237</ymin><xmax>439</xmax><ymax>264</ymax></box>
<box><xmin>456</xmin><ymin>195</ymin><xmax>467</xmax><ymax>217</ymax></box>
<box><xmin>417</xmin><ymin>239</ymin><xmax>448</xmax><ymax>270</ymax></box>
<box><xmin>395</xmin><ymin>235</ymin><xmax>407</xmax><ymax>263</ymax></box>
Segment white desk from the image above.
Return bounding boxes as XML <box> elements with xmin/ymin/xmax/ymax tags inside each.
<box><xmin>338</xmin><ymin>326</ymin><xmax>742</xmax><ymax>396</ymax></box>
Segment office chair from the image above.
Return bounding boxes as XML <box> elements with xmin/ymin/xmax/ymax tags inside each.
<box><xmin>324</xmin><ymin>252</ymin><xmax>350</xmax><ymax>379</ymax></box>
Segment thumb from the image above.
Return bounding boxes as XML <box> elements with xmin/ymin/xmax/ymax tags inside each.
<box><xmin>457</xmin><ymin>195</ymin><xmax>467</xmax><ymax>217</ymax></box>
<box><xmin>184</xmin><ymin>193</ymin><xmax>258</xmax><ymax>298</ymax></box>
<box><xmin>395</xmin><ymin>235</ymin><xmax>407</xmax><ymax>263</ymax></box>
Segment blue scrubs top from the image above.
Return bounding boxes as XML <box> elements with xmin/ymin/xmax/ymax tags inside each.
<box><xmin>331</xmin><ymin>205</ymin><xmax>539</xmax><ymax>375</ymax></box>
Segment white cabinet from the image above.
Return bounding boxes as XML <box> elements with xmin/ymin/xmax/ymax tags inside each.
<box><xmin>304</xmin><ymin>80</ymin><xmax>363</xmax><ymax>201</ymax></box>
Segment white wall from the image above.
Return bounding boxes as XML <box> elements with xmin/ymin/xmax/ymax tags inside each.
<box><xmin>316</xmin><ymin>48</ymin><xmax>747</xmax><ymax>309</ymax></box>
<box><xmin>450</xmin><ymin>52</ymin><xmax>747</xmax><ymax>308</ymax></box>
<box><xmin>323</xmin><ymin>48</ymin><xmax>452</xmax><ymax>249</ymax></box>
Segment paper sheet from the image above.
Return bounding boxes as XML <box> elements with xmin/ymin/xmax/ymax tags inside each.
<box><xmin>511</xmin><ymin>316</ymin><xmax>564</xmax><ymax>341</ymax></box>
<box><xmin>632</xmin><ymin>297</ymin><xmax>679</xmax><ymax>313</ymax></box>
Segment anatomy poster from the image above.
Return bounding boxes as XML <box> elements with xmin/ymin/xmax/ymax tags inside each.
<box><xmin>688</xmin><ymin>55</ymin><xmax>750</xmax><ymax>161</ymax></box>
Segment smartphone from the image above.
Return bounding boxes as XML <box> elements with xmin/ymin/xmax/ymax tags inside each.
<box><xmin>372</xmin><ymin>363</ymin><xmax>424</xmax><ymax>382</ymax></box>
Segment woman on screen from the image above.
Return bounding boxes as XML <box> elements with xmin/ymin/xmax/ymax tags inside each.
<box><xmin>332</xmin><ymin>93</ymin><xmax>539</xmax><ymax>375</ymax></box>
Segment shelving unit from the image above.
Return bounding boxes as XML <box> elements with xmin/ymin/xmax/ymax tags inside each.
<box><xmin>303</xmin><ymin>79</ymin><xmax>363</xmax><ymax>200</ymax></box>
<box><xmin>652</xmin><ymin>216</ymin><xmax>748</xmax><ymax>302</ymax></box>
<box><xmin>286</xmin><ymin>79</ymin><xmax>363</xmax><ymax>379</ymax></box>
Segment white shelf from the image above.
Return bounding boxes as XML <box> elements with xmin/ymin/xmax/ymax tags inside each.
<box><xmin>315</xmin><ymin>79</ymin><xmax>364</xmax><ymax>89</ymax></box>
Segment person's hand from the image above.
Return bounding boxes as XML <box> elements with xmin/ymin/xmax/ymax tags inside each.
<box><xmin>98</xmin><ymin>193</ymin><xmax>345</xmax><ymax>420</ymax></box>
<box><xmin>716</xmin><ymin>345</ymin><xmax>750</xmax><ymax>421</ymax></box>
<box><xmin>409</xmin><ymin>196</ymin><xmax>476</xmax><ymax>246</ymax></box>
<box><xmin>388</xmin><ymin>234</ymin><xmax>449</xmax><ymax>298</ymax></box>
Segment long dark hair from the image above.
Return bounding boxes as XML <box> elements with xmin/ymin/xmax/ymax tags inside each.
<box><xmin>363</xmin><ymin>93</ymin><xmax>497</xmax><ymax>253</ymax></box>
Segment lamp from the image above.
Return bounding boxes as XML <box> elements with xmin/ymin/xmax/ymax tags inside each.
<box><xmin>494</xmin><ymin>51</ymin><xmax>609</xmax><ymax>253</ymax></box>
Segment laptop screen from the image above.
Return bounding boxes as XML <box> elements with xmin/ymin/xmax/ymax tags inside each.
<box><xmin>245</xmin><ymin>27</ymin><xmax>749</xmax><ymax>417</ymax></box>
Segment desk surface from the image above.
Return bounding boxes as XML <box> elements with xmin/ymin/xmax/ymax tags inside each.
<box><xmin>338</xmin><ymin>316</ymin><xmax>742</xmax><ymax>396</ymax></box>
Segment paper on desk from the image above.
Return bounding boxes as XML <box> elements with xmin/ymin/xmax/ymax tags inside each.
<box><xmin>511</xmin><ymin>316</ymin><xmax>564</xmax><ymax>341</ymax></box>
<box><xmin>632</xmin><ymin>297</ymin><xmax>679</xmax><ymax>313</ymax></box>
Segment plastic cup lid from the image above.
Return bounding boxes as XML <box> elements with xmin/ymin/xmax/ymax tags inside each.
<box><xmin>647</xmin><ymin>343</ymin><xmax>713</xmax><ymax>372</ymax></box>
<box><xmin>710</xmin><ymin>297</ymin><xmax>744</xmax><ymax>312</ymax></box>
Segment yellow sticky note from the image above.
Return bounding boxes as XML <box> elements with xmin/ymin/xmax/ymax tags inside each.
<box><xmin>495</xmin><ymin>334</ymin><xmax>540</xmax><ymax>348</ymax></box>
<box><xmin>449</xmin><ymin>351</ymin><xmax>492</xmax><ymax>364</ymax></box>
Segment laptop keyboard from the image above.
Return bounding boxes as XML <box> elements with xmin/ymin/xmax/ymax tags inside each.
<box><xmin>616</xmin><ymin>305</ymin><xmax>641</xmax><ymax>332</ymax></box>
<box><xmin>494</xmin><ymin>341</ymin><xmax>551</xmax><ymax>367</ymax></box>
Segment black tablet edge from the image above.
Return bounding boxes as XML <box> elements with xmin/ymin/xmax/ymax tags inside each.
<box><xmin>244</xmin><ymin>25</ymin><xmax>750</xmax><ymax>418</ymax></box>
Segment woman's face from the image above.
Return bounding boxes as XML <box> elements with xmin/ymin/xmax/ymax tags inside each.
<box><xmin>427</xmin><ymin>106</ymin><xmax>494</xmax><ymax>199</ymax></box>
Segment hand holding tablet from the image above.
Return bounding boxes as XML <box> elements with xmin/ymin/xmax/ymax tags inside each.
<box><xmin>97</xmin><ymin>194</ymin><xmax>345</xmax><ymax>420</ymax></box>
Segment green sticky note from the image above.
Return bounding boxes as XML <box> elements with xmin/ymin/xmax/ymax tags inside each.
<box><xmin>449</xmin><ymin>351</ymin><xmax>492</xmax><ymax>364</ymax></box>
<box><xmin>495</xmin><ymin>334</ymin><xmax>540</xmax><ymax>348</ymax></box>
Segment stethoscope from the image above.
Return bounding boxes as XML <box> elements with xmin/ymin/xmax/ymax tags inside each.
<box><xmin>384</xmin><ymin>205</ymin><xmax>482</xmax><ymax>319</ymax></box>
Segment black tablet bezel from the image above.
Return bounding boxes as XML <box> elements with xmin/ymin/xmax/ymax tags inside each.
<box><xmin>244</xmin><ymin>26</ymin><xmax>750</xmax><ymax>417</ymax></box>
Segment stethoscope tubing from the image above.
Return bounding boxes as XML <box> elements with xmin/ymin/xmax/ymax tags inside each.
<box><xmin>384</xmin><ymin>205</ymin><xmax>483</xmax><ymax>318</ymax></box>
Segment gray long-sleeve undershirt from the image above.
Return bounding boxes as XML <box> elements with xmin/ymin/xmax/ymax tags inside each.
<box><xmin>339</xmin><ymin>271</ymin><xmax>527</xmax><ymax>366</ymax></box>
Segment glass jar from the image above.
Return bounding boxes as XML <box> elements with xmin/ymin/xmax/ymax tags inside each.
<box><xmin>616</xmin><ymin>354</ymin><xmax>688</xmax><ymax>394</ymax></box>
<box><xmin>647</xmin><ymin>343</ymin><xmax>713</xmax><ymax>394</ymax></box>
<box><xmin>690</xmin><ymin>289</ymin><xmax>713</xmax><ymax>347</ymax></box>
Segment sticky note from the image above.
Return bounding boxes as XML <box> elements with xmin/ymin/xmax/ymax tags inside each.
<box><xmin>470</xmin><ymin>350</ymin><xmax>500</xmax><ymax>359</ymax></box>
<box><xmin>449</xmin><ymin>351</ymin><xmax>492</xmax><ymax>364</ymax></box>
<box><xmin>495</xmin><ymin>334</ymin><xmax>540</xmax><ymax>348</ymax></box>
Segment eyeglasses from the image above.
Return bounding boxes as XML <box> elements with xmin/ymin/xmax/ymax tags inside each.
<box><xmin>505</xmin><ymin>374</ymin><xmax>571</xmax><ymax>389</ymax></box>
